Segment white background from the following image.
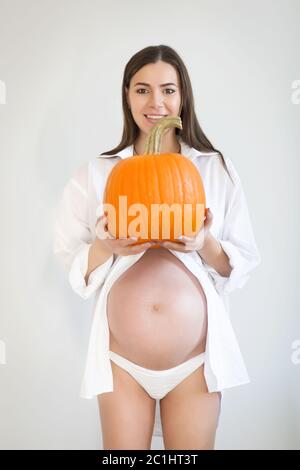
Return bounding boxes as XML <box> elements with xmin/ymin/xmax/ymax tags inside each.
<box><xmin>0</xmin><ymin>0</ymin><xmax>299</xmax><ymax>449</ymax></box>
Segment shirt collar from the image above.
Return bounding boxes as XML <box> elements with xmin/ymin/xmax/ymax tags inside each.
<box><xmin>101</xmin><ymin>137</ymin><xmax>211</xmax><ymax>162</ymax></box>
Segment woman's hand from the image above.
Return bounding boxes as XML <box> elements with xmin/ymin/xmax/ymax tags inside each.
<box><xmin>95</xmin><ymin>214</ymin><xmax>157</xmax><ymax>256</ymax></box>
<box><xmin>157</xmin><ymin>208</ymin><xmax>214</xmax><ymax>253</ymax></box>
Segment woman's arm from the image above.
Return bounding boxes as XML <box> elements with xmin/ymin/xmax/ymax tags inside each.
<box><xmin>198</xmin><ymin>157</ymin><xmax>261</xmax><ymax>295</ymax></box>
<box><xmin>197</xmin><ymin>231</ymin><xmax>233</xmax><ymax>278</ymax></box>
<box><xmin>53</xmin><ymin>162</ymin><xmax>114</xmax><ymax>300</ymax></box>
<box><xmin>84</xmin><ymin>238</ymin><xmax>113</xmax><ymax>285</ymax></box>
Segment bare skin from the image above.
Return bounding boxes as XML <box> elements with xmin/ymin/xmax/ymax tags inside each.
<box><xmin>97</xmin><ymin>241</ymin><xmax>221</xmax><ymax>450</ymax></box>
<box><xmin>97</xmin><ymin>60</ymin><xmax>221</xmax><ymax>449</ymax></box>
<box><xmin>125</xmin><ymin>60</ymin><xmax>183</xmax><ymax>155</ymax></box>
<box><xmin>107</xmin><ymin>247</ymin><xmax>208</xmax><ymax>369</ymax></box>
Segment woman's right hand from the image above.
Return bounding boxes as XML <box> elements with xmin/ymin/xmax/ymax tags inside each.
<box><xmin>95</xmin><ymin>214</ymin><xmax>157</xmax><ymax>256</ymax></box>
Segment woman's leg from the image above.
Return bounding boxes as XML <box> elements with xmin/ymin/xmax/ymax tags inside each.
<box><xmin>159</xmin><ymin>364</ymin><xmax>221</xmax><ymax>450</ymax></box>
<box><xmin>97</xmin><ymin>360</ymin><xmax>156</xmax><ymax>450</ymax></box>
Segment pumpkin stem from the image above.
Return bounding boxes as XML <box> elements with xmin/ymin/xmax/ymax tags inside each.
<box><xmin>143</xmin><ymin>116</ymin><xmax>183</xmax><ymax>155</ymax></box>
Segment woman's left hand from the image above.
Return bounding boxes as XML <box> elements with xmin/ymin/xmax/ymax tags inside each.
<box><xmin>157</xmin><ymin>208</ymin><xmax>214</xmax><ymax>253</ymax></box>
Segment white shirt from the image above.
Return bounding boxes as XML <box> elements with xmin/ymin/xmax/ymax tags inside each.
<box><xmin>53</xmin><ymin>136</ymin><xmax>261</xmax><ymax>401</ymax></box>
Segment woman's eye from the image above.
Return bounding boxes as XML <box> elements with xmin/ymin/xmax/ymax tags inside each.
<box><xmin>136</xmin><ymin>88</ymin><xmax>175</xmax><ymax>95</ymax></box>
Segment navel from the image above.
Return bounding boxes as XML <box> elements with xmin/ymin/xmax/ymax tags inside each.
<box><xmin>152</xmin><ymin>303</ymin><xmax>161</xmax><ymax>312</ymax></box>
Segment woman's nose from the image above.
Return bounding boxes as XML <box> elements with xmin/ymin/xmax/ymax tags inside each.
<box><xmin>148</xmin><ymin>91</ymin><xmax>164</xmax><ymax>107</ymax></box>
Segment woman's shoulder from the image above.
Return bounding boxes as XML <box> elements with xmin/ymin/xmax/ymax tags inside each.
<box><xmin>62</xmin><ymin>161</ymin><xmax>89</xmax><ymax>193</ymax></box>
<box><xmin>71</xmin><ymin>153</ymin><xmax>117</xmax><ymax>179</ymax></box>
<box><xmin>64</xmin><ymin>156</ymin><xmax>102</xmax><ymax>194</ymax></box>
<box><xmin>194</xmin><ymin>149</ymin><xmax>241</xmax><ymax>188</ymax></box>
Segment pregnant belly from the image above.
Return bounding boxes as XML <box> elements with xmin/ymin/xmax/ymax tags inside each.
<box><xmin>107</xmin><ymin>247</ymin><xmax>207</xmax><ymax>370</ymax></box>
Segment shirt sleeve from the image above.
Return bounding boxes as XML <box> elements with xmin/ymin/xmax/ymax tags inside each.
<box><xmin>52</xmin><ymin>163</ymin><xmax>114</xmax><ymax>300</ymax></box>
<box><xmin>201</xmin><ymin>158</ymin><xmax>261</xmax><ymax>295</ymax></box>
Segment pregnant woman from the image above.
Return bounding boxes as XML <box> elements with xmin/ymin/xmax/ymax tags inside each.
<box><xmin>53</xmin><ymin>45</ymin><xmax>261</xmax><ymax>450</ymax></box>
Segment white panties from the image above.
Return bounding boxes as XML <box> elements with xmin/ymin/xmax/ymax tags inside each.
<box><xmin>108</xmin><ymin>350</ymin><xmax>206</xmax><ymax>400</ymax></box>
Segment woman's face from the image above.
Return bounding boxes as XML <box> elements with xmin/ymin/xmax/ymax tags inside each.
<box><xmin>125</xmin><ymin>60</ymin><xmax>182</xmax><ymax>137</ymax></box>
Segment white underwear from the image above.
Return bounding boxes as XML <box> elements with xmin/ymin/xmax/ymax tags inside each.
<box><xmin>108</xmin><ymin>350</ymin><xmax>206</xmax><ymax>400</ymax></box>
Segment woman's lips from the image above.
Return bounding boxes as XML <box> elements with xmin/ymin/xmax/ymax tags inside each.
<box><xmin>144</xmin><ymin>115</ymin><xmax>167</xmax><ymax>124</ymax></box>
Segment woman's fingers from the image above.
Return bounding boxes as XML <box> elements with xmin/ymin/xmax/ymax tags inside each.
<box><xmin>95</xmin><ymin>216</ymin><xmax>158</xmax><ymax>250</ymax></box>
<box><xmin>177</xmin><ymin>235</ymin><xmax>195</xmax><ymax>243</ymax></box>
<box><xmin>128</xmin><ymin>242</ymin><xmax>156</xmax><ymax>253</ymax></box>
<box><xmin>118</xmin><ymin>242</ymin><xmax>154</xmax><ymax>255</ymax></box>
<box><xmin>205</xmin><ymin>208</ymin><xmax>213</xmax><ymax>224</ymax></box>
<box><xmin>95</xmin><ymin>215</ymin><xmax>115</xmax><ymax>239</ymax></box>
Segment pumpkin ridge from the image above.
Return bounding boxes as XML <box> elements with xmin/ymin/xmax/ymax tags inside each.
<box><xmin>103</xmin><ymin>116</ymin><xmax>206</xmax><ymax>243</ymax></box>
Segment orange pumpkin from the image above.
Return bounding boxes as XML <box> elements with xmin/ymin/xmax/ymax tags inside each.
<box><xmin>103</xmin><ymin>116</ymin><xmax>206</xmax><ymax>246</ymax></box>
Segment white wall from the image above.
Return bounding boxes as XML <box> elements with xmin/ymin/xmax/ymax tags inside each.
<box><xmin>0</xmin><ymin>0</ymin><xmax>299</xmax><ymax>450</ymax></box>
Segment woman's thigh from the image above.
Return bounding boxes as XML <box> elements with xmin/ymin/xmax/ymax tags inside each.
<box><xmin>159</xmin><ymin>364</ymin><xmax>222</xmax><ymax>450</ymax></box>
<box><xmin>97</xmin><ymin>360</ymin><xmax>157</xmax><ymax>450</ymax></box>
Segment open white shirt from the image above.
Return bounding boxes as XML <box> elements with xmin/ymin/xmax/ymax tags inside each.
<box><xmin>53</xmin><ymin>136</ymin><xmax>261</xmax><ymax>405</ymax></box>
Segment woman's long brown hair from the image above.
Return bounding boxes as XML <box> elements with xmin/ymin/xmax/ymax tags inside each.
<box><xmin>99</xmin><ymin>44</ymin><xmax>234</xmax><ymax>184</ymax></box>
